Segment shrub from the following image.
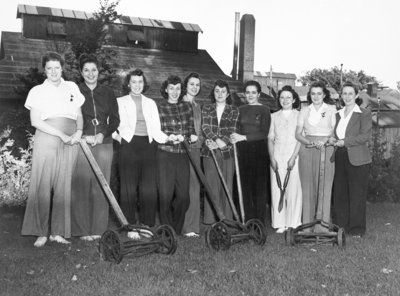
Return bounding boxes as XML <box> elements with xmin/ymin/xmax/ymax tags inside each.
<box><xmin>0</xmin><ymin>128</ymin><xmax>33</xmax><ymax>206</ymax></box>
<box><xmin>368</xmin><ymin>128</ymin><xmax>400</xmax><ymax>202</ymax></box>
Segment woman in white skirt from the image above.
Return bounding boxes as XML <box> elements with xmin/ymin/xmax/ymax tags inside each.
<box><xmin>268</xmin><ymin>86</ymin><xmax>302</xmax><ymax>233</ymax></box>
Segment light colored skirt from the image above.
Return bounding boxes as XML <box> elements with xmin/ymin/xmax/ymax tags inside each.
<box><xmin>21</xmin><ymin>117</ymin><xmax>78</xmax><ymax>238</ymax></box>
<box><xmin>298</xmin><ymin>136</ymin><xmax>334</xmax><ymax>224</ymax></box>
<box><xmin>270</xmin><ymin>151</ymin><xmax>302</xmax><ymax>229</ymax></box>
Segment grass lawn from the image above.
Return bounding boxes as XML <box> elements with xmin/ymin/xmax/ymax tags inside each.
<box><xmin>1</xmin><ymin>203</ymin><xmax>399</xmax><ymax>296</ymax></box>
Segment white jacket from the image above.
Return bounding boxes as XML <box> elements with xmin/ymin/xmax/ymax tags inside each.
<box><xmin>112</xmin><ymin>94</ymin><xmax>167</xmax><ymax>144</ymax></box>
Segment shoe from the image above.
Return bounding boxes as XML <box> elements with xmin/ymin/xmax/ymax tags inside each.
<box><xmin>80</xmin><ymin>236</ymin><xmax>94</xmax><ymax>242</ymax></box>
<box><xmin>49</xmin><ymin>235</ymin><xmax>71</xmax><ymax>244</ymax></box>
<box><xmin>34</xmin><ymin>236</ymin><xmax>47</xmax><ymax>247</ymax></box>
<box><xmin>184</xmin><ymin>232</ymin><xmax>200</xmax><ymax>238</ymax></box>
<box><xmin>127</xmin><ymin>231</ymin><xmax>140</xmax><ymax>240</ymax></box>
<box><xmin>139</xmin><ymin>229</ymin><xmax>153</xmax><ymax>238</ymax></box>
<box><xmin>90</xmin><ymin>235</ymin><xmax>101</xmax><ymax>240</ymax></box>
<box><xmin>276</xmin><ymin>228</ymin><xmax>286</xmax><ymax>234</ymax></box>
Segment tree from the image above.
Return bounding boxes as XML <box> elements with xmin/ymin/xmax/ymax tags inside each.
<box><xmin>299</xmin><ymin>67</ymin><xmax>379</xmax><ymax>92</ymax></box>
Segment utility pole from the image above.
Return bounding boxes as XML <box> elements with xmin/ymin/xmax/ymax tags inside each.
<box><xmin>340</xmin><ymin>63</ymin><xmax>343</xmax><ymax>89</ymax></box>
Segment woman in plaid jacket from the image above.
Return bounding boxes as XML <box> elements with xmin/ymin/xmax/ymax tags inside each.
<box><xmin>202</xmin><ymin>80</ymin><xmax>239</xmax><ymax>224</ymax></box>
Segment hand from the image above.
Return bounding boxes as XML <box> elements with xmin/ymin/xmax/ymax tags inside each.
<box><xmin>91</xmin><ymin>133</ymin><xmax>104</xmax><ymax>146</ymax></box>
<box><xmin>327</xmin><ymin>137</ymin><xmax>337</xmax><ymax>145</ymax></box>
<box><xmin>60</xmin><ymin>133</ymin><xmax>72</xmax><ymax>144</ymax></box>
<box><xmin>230</xmin><ymin>133</ymin><xmax>246</xmax><ymax>144</ymax></box>
<box><xmin>176</xmin><ymin>134</ymin><xmax>184</xmax><ymax>142</ymax></box>
<box><xmin>312</xmin><ymin>140</ymin><xmax>325</xmax><ymax>149</ymax></box>
<box><xmin>70</xmin><ymin>130</ymin><xmax>82</xmax><ymax>145</ymax></box>
<box><xmin>334</xmin><ymin>139</ymin><xmax>345</xmax><ymax>147</ymax></box>
<box><xmin>206</xmin><ymin>139</ymin><xmax>218</xmax><ymax>150</ymax></box>
<box><xmin>270</xmin><ymin>158</ymin><xmax>278</xmax><ymax>172</ymax></box>
<box><xmin>287</xmin><ymin>156</ymin><xmax>296</xmax><ymax>170</ymax></box>
<box><xmin>190</xmin><ymin>135</ymin><xmax>198</xmax><ymax>143</ymax></box>
<box><xmin>115</xmin><ymin>134</ymin><xmax>122</xmax><ymax>144</ymax></box>
<box><xmin>215</xmin><ymin>138</ymin><xmax>227</xmax><ymax>149</ymax></box>
<box><xmin>85</xmin><ymin>135</ymin><xmax>95</xmax><ymax>145</ymax></box>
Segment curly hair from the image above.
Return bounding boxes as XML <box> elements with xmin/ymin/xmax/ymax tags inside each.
<box><xmin>244</xmin><ymin>80</ymin><xmax>261</xmax><ymax>93</ymax></box>
<box><xmin>79</xmin><ymin>53</ymin><xmax>99</xmax><ymax>71</ymax></box>
<box><xmin>276</xmin><ymin>85</ymin><xmax>300</xmax><ymax>109</ymax></box>
<box><xmin>209</xmin><ymin>79</ymin><xmax>232</xmax><ymax>104</ymax></box>
<box><xmin>160</xmin><ymin>75</ymin><xmax>182</xmax><ymax>100</ymax></box>
<box><xmin>183</xmin><ymin>72</ymin><xmax>201</xmax><ymax>97</ymax></box>
<box><xmin>42</xmin><ymin>52</ymin><xmax>64</xmax><ymax>68</ymax></box>
<box><xmin>306</xmin><ymin>81</ymin><xmax>335</xmax><ymax>105</ymax></box>
<box><xmin>123</xmin><ymin>69</ymin><xmax>149</xmax><ymax>95</ymax></box>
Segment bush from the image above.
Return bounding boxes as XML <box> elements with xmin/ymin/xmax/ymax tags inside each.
<box><xmin>368</xmin><ymin>128</ymin><xmax>400</xmax><ymax>202</ymax></box>
<box><xmin>0</xmin><ymin>128</ymin><xmax>33</xmax><ymax>206</ymax></box>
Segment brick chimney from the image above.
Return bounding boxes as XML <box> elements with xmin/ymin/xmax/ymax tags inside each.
<box><xmin>238</xmin><ymin>14</ymin><xmax>255</xmax><ymax>82</ymax></box>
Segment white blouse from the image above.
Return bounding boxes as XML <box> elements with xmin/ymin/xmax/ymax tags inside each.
<box><xmin>25</xmin><ymin>78</ymin><xmax>84</xmax><ymax>120</ymax></box>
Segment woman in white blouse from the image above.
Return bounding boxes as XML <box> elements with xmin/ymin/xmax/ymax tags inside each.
<box><xmin>268</xmin><ymin>86</ymin><xmax>302</xmax><ymax>233</ymax></box>
<box><xmin>113</xmin><ymin>69</ymin><xmax>168</xmax><ymax>239</ymax></box>
<box><xmin>295</xmin><ymin>81</ymin><xmax>336</xmax><ymax>232</ymax></box>
<box><xmin>21</xmin><ymin>52</ymin><xmax>85</xmax><ymax>247</ymax></box>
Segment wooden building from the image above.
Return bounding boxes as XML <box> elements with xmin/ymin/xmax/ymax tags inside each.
<box><xmin>1</xmin><ymin>4</ymin><xmax>254</xmax><ymax>106</ymax></box>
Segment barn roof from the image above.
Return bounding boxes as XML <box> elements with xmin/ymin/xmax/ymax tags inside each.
<box><xmin>16</xmin><ymin>4</ymin><xmax>203</xmax><ymax>33</ymax></box>
<box><xmin>0</xmin><ymin>31</ymin><xmax>238</xmax><ymax>103</ymax></box>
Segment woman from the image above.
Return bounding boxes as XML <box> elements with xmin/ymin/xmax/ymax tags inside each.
<box><xmin>71</xmin><ymin>54</ymin><xmax>120</xmax><ymax>241</ymax></box>
<box><xmin>230</xmin><ymin>80</ymin><xmax>270</xmax><ymax>224</ymax></box>
<box><xmin>295</xmin><ymin>81</ymin><xmax>336</xmax><ymax>232</ymax></box>
<box><xmin>268</xmin><ymin>86</ymin><xmax>302</xmax><ymax>233</ymax></box>
<box><xmin>331</xmin><ymin>81</ymin><xmax>372</xmax><ymax>237</ymax></box>
<box><xmin>202</xmin><ymin>79</ymin><xmax>239</xmax><ymax>224</ymax></box>
<box><xmin>21</xmin><ymin>52</ymin><xmax>85</xmax><ymax>247</ymax></box>
<box><xmin>182</xmin><ymin>73</ymin><xmax>203</xmax><ymax>237</ymax></box>
<box><xmin>157</xmin><ymin>75</ymin><xmax>197</xmax><ymax>235</ymax></box>
<box><xmin>114</xmin><ymin>69</ymin><xmax>168</xmax><ymax>239</ymax></box>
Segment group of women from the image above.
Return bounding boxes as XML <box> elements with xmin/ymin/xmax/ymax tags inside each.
<box><xmin>21</xmin><ymin>51</ymin><xmax>372</xmax><ymax>247</ymax></box>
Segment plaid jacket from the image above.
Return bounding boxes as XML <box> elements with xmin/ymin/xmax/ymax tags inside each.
<box><xmin>201</xmin><ymin>103</ymin><xmax>239</xmax><ymax>159</ymax></box>
<box><xmin>157</xmin><ymin>100</ymin><xmax>195</xmax><ymax>153</ymax></box>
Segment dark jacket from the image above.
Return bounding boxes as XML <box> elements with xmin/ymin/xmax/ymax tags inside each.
<box><xmin>334</xmin><ymin>107</ymin><xmax>372</xmax><ymax>166</ymax></box>
<box><xmin>79</xmin><ymin>83</ymin><xmax>120</xmax><ymax>144</ymax></box>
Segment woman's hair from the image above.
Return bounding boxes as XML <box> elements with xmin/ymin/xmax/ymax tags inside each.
<box><xmin>209</xmin><ymin>79</ymin><xmax>232</xmax><ymax>104</ymax></box>
<box><xmin>306</xmin><ymin>81</ymin><xmax>335</xmax><ymax>105</ymax></box>
<box><xmin>123</xmin><ymin>69</ymin><xmax>149</xmax><ymax>95</ymax></box>
<box><xmin>160</xmin><ymin>75</ymin><xmax>182</xmax><ymax>100</ymax></box>
<box><xmin>276</xmin><ymin>85</ymin><xmax>300</xmax><ymax>109</ymax></box>
<box><xmin>244</xmin><ymin>80</ymin><xmax>261</xmax><ymax>93</ymax></box>
<box><xmin>42</xmin><ymin>52</ymin><xmax>64</xmax><ymax>68</ymax></box>
<box><xmin>340</xmin><ymin>81</ymin><xmax>363</xmax><ymax>106</ymax></box>
<box><xmin>79</xmin><ymin>53</ymin><xmax>99</xmax><ymax>71</ymax></box>
<box><xmin>183</xmin><ymin>72</ymin><xmax>201</xmax><ymax>96</ymax></box>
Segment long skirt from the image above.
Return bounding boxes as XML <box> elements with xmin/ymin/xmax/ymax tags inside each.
<box><xmin>21</xmin><ymin>118</ymin><xmax>78</xmax><ymax>238</ymax></box>
<box><xmin>237</xmin><ymin>140</ymin><xmax>269</xmax><ymax>223</ymax></box>
<box><xmin>71</xmin><ymin>142</ymin><xmax>113</xmax><ymax>236</ymax></box>
<box><xmin>182</xmin><ymin>148</ymin><xmax>201</xmax><ymax>234</ymax></box>
<box><xmin>270</xmin><ymin>153</ymin><xmax>302</xmax><ymax>229</ymax></box>
<box><xmin>203</xmin><ymin>151</ymin><xmax>234</xmax><ymax>224</ymax></box>
<box><xmin>298</xmin><ymin>136</ymin><xmax>334</xmax><ymax>225</ymax></box>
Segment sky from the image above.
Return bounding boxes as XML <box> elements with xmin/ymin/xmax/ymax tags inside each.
<box><xmin>1</xmin><ymin>0</ymin><xmax>399</xmax><ymax>88</ymax></box>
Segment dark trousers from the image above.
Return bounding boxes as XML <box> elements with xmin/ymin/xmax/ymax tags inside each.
<box><xmin>157</xmin><ymin>150</ymin><xmax>190</xmax><ymax>234</ymax></box>
<box><xmin>333</xmin><ymin>147</ymin><xmax>370</xmax><ymax>236</ymax></box>
<box><xmin>119</xmin><ymin>136</ymin><xmax>158</xmax><ymax>226</ymax></box>
<box><xmin>237</xmin><ymin>140</ymin><xmax>269</xmax><ymax>223</ymax></box>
